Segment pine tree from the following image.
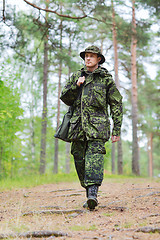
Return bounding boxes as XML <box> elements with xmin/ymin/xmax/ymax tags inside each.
<box><xmin>111</xmin><ymin>0</ymin><xmax>123</xmax><ymax>175</ymax></box>
<box><xmin>131</xmin><ymin>0</ymin><xmax>140</xmax><ymax>175</ymax></box>
<box><xmin>39</xmin><ymin>0</ymin><xmax>50</xmax><ymax>174</ymax></box>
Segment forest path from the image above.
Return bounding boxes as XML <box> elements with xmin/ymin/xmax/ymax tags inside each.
<box><xmin>0</xmin><ymin>178</ymin><xmax>160</xmax><ymax>239</ymax></box>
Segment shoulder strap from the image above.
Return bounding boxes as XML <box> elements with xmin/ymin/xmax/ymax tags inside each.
<box><xmin>72</xmin><ymin>71</ymin><xmax>84</xmax><ymax>109</ymax></box>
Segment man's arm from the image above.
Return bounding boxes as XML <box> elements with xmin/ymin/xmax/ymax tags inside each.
<box><xmin>107</xmin><ymin>76</ymin><xmax>123</xmax><ymax>138</ymax></box>
<box><xmin>60</xmin><ymin>71</ymin><xmax>81</xmax><ymax>106</ymax></box>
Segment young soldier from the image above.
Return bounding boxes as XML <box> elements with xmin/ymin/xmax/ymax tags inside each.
<box><xmin>60</xmin><ymin>46</ymin><xmax>123</xmax><ymax>210</ymax></box>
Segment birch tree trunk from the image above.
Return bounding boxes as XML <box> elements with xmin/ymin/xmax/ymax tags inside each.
<box><xmin>131</xmin><ymin>0</ymin><xmax>140</xmax><ymax>175</ymax></box>
<box><xmin>39</xmin><ymin>0</ymin><xmax>49</xmax><ymax>174</ymax></box>
<box><xmin>111</xmin><ymin>0</ymin><xmax>123</xmax><ymax>174</ymax></box>
<box><xmin>30</xmin><ymin>79</ymin><xmax>35</xmax><ymax>163</ymax></box>
<box><xmin>53</xmin><ymin>17</ymin><xmax>63</xmax><ymax>174</ymax></box>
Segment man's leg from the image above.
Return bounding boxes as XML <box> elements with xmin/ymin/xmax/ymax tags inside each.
<box><xmin>71</xmin><ymin>141</ymin><xmax>87</xmax><ymax>188</ymax></box>
<box><xmin>85</xmin><ymin>140</ymin><xmax>106</xmax><ymax>186</ymax></box>
<box><xmin>85</xmin><ymin>140</ymin><xmax>106</xmax><ymax>210</ymax></box>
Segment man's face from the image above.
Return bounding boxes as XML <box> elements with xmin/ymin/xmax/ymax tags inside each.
<box><xmin>85</xmin><ymin>52</ymin><xmax>101</xmax><ymax>69</ymax></box>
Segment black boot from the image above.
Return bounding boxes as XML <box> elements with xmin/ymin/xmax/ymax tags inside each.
<box><xmin>83</xmin><ymin>188</ymin><xmax>88</xmax><ymax>208</ymax></box>
<box><xmin>87</xmin><ymin>185</ymin><xmax>98</xmax><ymax>210</ymax></box>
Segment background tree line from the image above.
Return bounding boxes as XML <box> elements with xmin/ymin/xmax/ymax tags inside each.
<box><xmin>0</xmin><ymin>0</ymin><xmax>159</xmax><ymax>179</ymax></box>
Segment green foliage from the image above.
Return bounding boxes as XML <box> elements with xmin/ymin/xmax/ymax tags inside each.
<box><xmin>104</xmin><ymin>141</ymin><xmax>111</xmax><ymax>171</ymax></box>
<box><xmin>1</xmin><ymin>172</ymin><xmax>156</xmax><ymax>191</ymax></box>
<box><xmin>121</xmin><ymin>140</ymin><xmax>132</xmax><ymax>175</ymax></box>
<box><xmin>0</xmin><ymin>172</ymin><xmax>78</xmax><ymax>190</ymax></box>
<box><xmin>138</xmin><ymin>0</ymin><xmax>160</xmax><ymax>17</ymax></box>
<box><xmin>0</xmin><ymin>80</ymin><xmax>23</xmax><ymax>178</ymax></box>
<box><xmin>138</xmin><ymin>71</ymin><xmax>160</xmax><ymax>177</ymax></box>
<box><xmin>116</xmin><ymin>16</ymin><xmax>151</xmax><ymax>53</ymax></box>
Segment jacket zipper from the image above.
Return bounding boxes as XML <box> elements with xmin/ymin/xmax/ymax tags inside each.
<box><xmin>81</xmin><ymin>86</ymin><xmax>84</xmax><ymax>130</ymax></box>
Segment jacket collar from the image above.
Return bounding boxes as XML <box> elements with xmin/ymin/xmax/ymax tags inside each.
<box><xmin>80</xmin><ymin>66</ymin><xmax>106</xmax><ymax>86</ymax></box>
<box><xmin>81</xmin><ymin>66</ymin><xmax>104</xmax><ymax>75</ymax></box>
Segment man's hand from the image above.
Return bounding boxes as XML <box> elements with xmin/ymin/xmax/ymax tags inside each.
<box><xmin>111</xmin><ymin>135</ymin><xmax>120</xmax><ymax>143</ymax></box>
<box><xmin>77</xmin><ymin>76</ymin><xmax>85</xmax><ymax>87</ymax></box>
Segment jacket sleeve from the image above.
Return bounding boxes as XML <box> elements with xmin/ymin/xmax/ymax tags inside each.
<box><xmin>60</xmin><ymin>71</ymin><xmax>81</xmax><ymax>106</ymax></box>
<box><xmin>107</xmin><ymin>75</ymin><xmax>123</xmax><ymax>136</ymax></box>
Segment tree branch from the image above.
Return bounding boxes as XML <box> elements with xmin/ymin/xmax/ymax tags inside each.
<box><xmin>3</xmin><ymin>0</ymin><xmax>5</xmax><ymax>22</ymax></box>
<box><xmin>0</xmin><ymin>230</ymin><xmax>70</xmax><ymax>239</ymax></box>
<box><xmin>135</xmin><ymin>191</ymin><xmax>160</xmax><ymax>198</ymax></box>
<box><xmin>136</xmin><ymin>227</ymin><xmax>160</xmax><ymax>233</ymax></box>
<box><xmin>23</xmin><ymin>0</ymin><xmax>87</xmax><ymax>19</ymax></box>
<box><xmin>22</xmin><ymin>209</ymin><xmax>84</xmax><ymax>216</ymax></box>
<box><xmin>88</xmin><ymin>15</ymin><xmax>112</xmax><ymax>26</ymax></box>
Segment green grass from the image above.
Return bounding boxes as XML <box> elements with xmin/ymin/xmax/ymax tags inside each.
<box><xmin>70</xmin><ymin>224</ymin><xmax>97</xmax><ymax>231</ymax></box>
<box><xmin>0</xmin><ymin>172</ymin><xmax>78</xmax><ymax>191</ymax></box>
<box><xmin>0</xmin><ymin>171</ymin><xmax>159</xmax><ymax>191</ymax></box>
<box><xmin>104</xmin><ymin>173</ymin><xmax>142</xmax><ymax>179</ymax></box>
<box><xmin>123</xmin><ymin>222</ymin><xmax>133</xmax><ymax>228</ymax></box>
<box><xmin>102</xmin><ymin>212</ymin><xmax>115</xmax><ymax>217</ymax></box>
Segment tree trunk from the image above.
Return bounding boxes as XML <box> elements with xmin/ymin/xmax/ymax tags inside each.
<box><xmin>111</xmin><ymin>0</ymin><xmax>123</xmax><ymax>174</ymax></box>
<box><xmin>65</xmin><ymin>143</ymin><xmax>70</xmax><ymax>174</ymax></box>
<box><xmin>65</xmin><ymin>31</ymin><xmax>72</xmax><ymax>174</ymax></box>
<box><xmin>39</xmin><ymin>0</ymin><xmax>49</xmax><ymax>174</ymax></box>
<box><xmin>53</xmin><ymin>63</ymin><xmax>61</xmax><ymax>173</ymax></box>
<box><xmin>30</xmin><ymin>82</ymin><xmax>35</xmax><ymax>163</ymax></box>
<box><xmin>117</xmin><ymin>138</ymin><xmax>123</xmax><ymax>174</ymax></box>
<box><xmin>100</xmin><ymin>38</ymin><xmax>103</xmax><ymax>53</ymax></box>
<box><xmin>148</xmin><ymin>133</ymin><xmax>153</xmax><ymax>177</ymax></box>
<box><xmin>30</xmin><ymin>118</ymin><xmax>35</xmax><ymax>162</ymax></box>
<box><xmin>111</xmin><ymin>0</ymin><xmax>119</xmax><ymax>89</ymax></box>
<box><xmin>53</xmin><ymin>17</ymin><xmax>63</xmax><ymax>174</ymax></box>
<box><xmin>111</xmin><ymin>143</ymin><xmax>115</xmax><ymax>174</ymax></box>
<box><xmin>131</xmin><ymin>0</ymin><xmax>140</xmax><ymax>175</ymax></box>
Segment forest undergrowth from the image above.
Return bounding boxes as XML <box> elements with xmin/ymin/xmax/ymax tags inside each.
<box><xmin>0</xmin><ymin>173</ymin><xmax>140</xmax><ymax>191</ymax></box>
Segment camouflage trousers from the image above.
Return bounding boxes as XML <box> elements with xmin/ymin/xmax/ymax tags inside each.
<box><xmin>71</xmin><ymin>140</ymin><xmax>106</xmax><ymax>189</ymax></box>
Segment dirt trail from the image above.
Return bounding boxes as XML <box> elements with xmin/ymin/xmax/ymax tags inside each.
<box><xmin>0</xmin><ymin>178</ymin><xmax>160</xmax><ymax>240</ymax></box>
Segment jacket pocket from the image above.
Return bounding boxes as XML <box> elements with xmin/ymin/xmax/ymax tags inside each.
<box><xmin>89</xmin><ymin>117</ymin><xmax>110</xmax><ymax>140</ymax></box>
<box><xmin>90</xmin><ymin>86</ymin><xmax>106</xmax><ymax>108</ymax></box>
<box><xmin>70</xmin><ymin>116</ymin><xmax>80</xmax><ymax>129</ymax></box>
<box><xmin>68</xmin><ymin>116</ymin><xmax>81</xmax><ymax>139</ymax></box>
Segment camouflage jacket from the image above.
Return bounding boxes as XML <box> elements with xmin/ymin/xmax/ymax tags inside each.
<box><xmin>60</xmin><ymin>66</ymin><xmax>123</xmax><ymax>142</ymax></box>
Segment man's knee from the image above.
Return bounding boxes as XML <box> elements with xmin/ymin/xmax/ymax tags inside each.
<box><xmin>87</xmin><ymin>140</ymin><xmax>106</xmax><ymax>154</ymax></box>
<box><xmin>71</xmin><ymin>141</ymin><xmax>85</xmax><ymax>156</ymax></box>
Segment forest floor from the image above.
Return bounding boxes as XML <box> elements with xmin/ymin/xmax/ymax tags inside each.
<box><xmin>0</xmin><ymin>178</ymin><xmax>160</xmax><ymax>240</ymax></box>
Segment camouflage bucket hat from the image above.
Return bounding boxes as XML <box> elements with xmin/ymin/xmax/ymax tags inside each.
<box><xmin>80</xmin><ymin>45</ymin><xmax>105</xmax><ymax>64</ymax></box>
